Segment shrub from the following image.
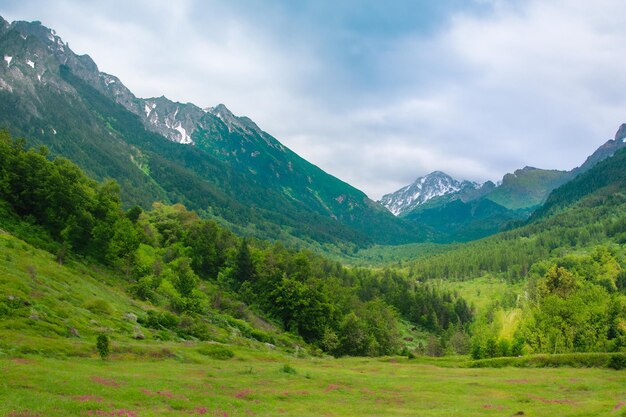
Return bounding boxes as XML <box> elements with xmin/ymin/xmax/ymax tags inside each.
<box><xmin>470</xmin><ymin>352</ymin><xmax>626</xmax><ymax>369</ymax></box>
<box><xmin>96</xmin><ymin>334</ymin><xmax>110</xmax><ymax>360</ymax></box>
<box><xmin>84</xmin><ymin>299</ymin><xmax>113</xmax><ymax>315</ymax></box>
<box><xmin>197</xmin><ymin>344</ymin><xmax>234</xmax><ymax>360</ymax></box>
<box><xmin>608</xmin><ymin>354</ymin><xmax>626</xmax><ymax>370</ymax></box>
<box><xmin>142</xmin><ymin>310</ymin><xmax>180</xmax><ymax>330</ymax></box>
<box><xmin>485</xmin><ymin>338</ymin><xmax>497</xmax><ymax>358</ymax></box>
<box><xmin>177</xmin><ymin>315</ymin><xmax>211</xmax><ymax>341</ymax></box>
<box><xmin>281</xmin><ymin>364</ymin><xmax>297</xmax><ymax>374</ymax></box>
<box><xmin>470</xmin><ymin>341</ymin><xmax>484</xmax><ymax>360</ymax></box>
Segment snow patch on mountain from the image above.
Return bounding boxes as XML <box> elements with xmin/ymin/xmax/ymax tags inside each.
<box><xmin>174</xmin><ymin>122</ymin><xmax>192</xmax><ymax>144</ymax></box>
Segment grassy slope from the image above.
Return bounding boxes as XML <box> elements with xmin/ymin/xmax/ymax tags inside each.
<box><xmin>0</xmin><ymin>230</ymin><xmax>150</xmax><ymax>344</ymax></box>
<box><xmin>0</xmin><ymin>229</ymin><xmax>300</xmax><ymax>359</ymax></box>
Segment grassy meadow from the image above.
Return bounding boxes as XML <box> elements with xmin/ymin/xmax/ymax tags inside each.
<box><xmin>1</xmin><ymin>346</ymin><xmax>625</xmax><ymax>417</ymax></box>
<box><xmin>1</xmin><ymin>187</ymin><xmax>625</xmax><ymax>417</ymax></box>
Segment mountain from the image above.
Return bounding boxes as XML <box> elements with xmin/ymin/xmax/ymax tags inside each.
<box><xmin>571</xmin><ymin>123</ymin><xmax>626</xmax><ymax>176</ymax></box>
<box><xmin>531</xmin><ymin>146</ymin><xmax>626</xmax><ymax>221</ymax></box>
<box><xmin>378</xmin><ymin>171</ymin><xmax>519</xmax><ymax>243</ymax></box>
<box><xmin>379</xmin><ymin>171</ymin><xmax>481</xmax><ymax>216</ymax></box>
<box><xmin>402</xmin><ymin>197</ymin><xmax>527</xmax><ymax>243</ymax></box>
<box><xmin>479</xmin><ymin>125</ymin><xmax>626</xmax><ymax>212</ymax></box>
<box><xmin>383</xmin><ymin>125</ymin><xmax>626</xmax><ymax>243</ymax></box>
<box><xmin>483</xmin><ymin>166</ymin><xmax>570</xmax><ymax>210</ymax></box>
<box><xmin>0</xmin><ymin>17</ymin><xmax>421</xmax><ymax>247</ymax></box>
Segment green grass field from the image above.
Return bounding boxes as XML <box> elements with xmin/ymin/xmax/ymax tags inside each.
<box><xmin>1</xmin><ymin>347</ymin><xmax>625</xmax><ymax>417</ymax></box>
<box><xmin>1</xmin><ymin>226</ymin><xmax>625</xmax><ymax>417</ymax></box>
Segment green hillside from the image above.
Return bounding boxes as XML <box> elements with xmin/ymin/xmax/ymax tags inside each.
<box><xmin>532</xmin><ymin>148</ymin><xmax>626</xmax><ymax>220</ymax></box>
<box><xmin>484</xmin><ymin>166</ymin><xmax>570</xmax><ymax>210</ymax></box>
<box><xmin>407</xmin><ymin>148</ymin><xmax>626</xmax><ymax>358</ymax></box>
<box><xmin>403</xmin><ymin>197</ymin><xmax>530</xmax><ymax>243</ymax></box>
<box><xmin>0</xmin><ymin>17</ymin><xmax>420</xmax><ymax>248</ymax></box>
<box><xmin>0</xmin><ymin>132</ymin><xmax>471</xmax><ymax>359</ymax></box>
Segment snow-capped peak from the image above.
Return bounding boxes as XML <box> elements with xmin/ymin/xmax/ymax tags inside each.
<box><xmin>379</xmin><ymin>171</ymin><xmax>479</xmax><ymax>216</ymax></box>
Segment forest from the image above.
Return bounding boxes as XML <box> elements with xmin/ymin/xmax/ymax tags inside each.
<box><xmin>1</xmin><ymin>130</ymin><xmax>625</xmax><ymax>361</ymax></box>
<box><xmin>0</xmin><ymin>131</ymin><xmax>473</xmax><ymax>357</ymax></box>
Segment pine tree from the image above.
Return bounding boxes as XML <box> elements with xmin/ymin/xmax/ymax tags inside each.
<box><xmin>233</xmin><ymin>238</ymin><xmax>255</xmax><ymax>287</ymax></box>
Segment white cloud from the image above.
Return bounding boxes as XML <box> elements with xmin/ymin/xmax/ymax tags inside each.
<box><xmin>290</xmin><ymin>0</ymin><xmax>626</xmax><ymax>198</ymax></box>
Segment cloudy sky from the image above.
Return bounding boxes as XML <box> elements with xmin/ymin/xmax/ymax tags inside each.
<box><xmin>2</xmin><ymin>0</ymin><xmax>626</xmax><ymax>199</ymax></box>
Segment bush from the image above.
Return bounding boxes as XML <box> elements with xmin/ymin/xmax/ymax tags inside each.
<box><xmin>470</xmin><ymin>352</ymin><xmax>625</xmax><ymax>369</ymax></box>
<box><xmin>177</xmin><ymin>315</ymin><xmax>211</xmax><ymax>341</ymax></box>
<box><xmin>96</xmin><ymin>334</ymin><xmax>110</xmax><ymax>360</ymax></box>
<box><xmin>470</xmin><ymin>341</ymin><xmax>484</xmax><ymax>360</ymax></box>
<box><xmin>608</xmin><ymin>354</ymin><xmax>626</xmax><ymax>370</ymax></box>
<box><xmin>84</xmin><ymin>299</ymin><xmax>113</xmax><ymax>315</ymax></box>
<box><xmin>281</xmin><ymin>364</ymin><xmax>297</xmax><ymax>374</ymax></box>
<box><xmin>141</xmin><ymin>310</ymin><xmax>180</xmax><ymax>330</ymax></box>
<box><xmin>197</xmin><ymin>344</ymin><xmax>234</xmax><ymax>360</ymax></box>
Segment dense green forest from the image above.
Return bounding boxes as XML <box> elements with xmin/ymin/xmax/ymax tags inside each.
<box><xmin>1</xmin><ymin>130</ymin><xmax>626</xmax><ymax>360</ymax></box>
<box><xmin>0</xmin><ymin>131</ymin><xmax>473</xmax><ymax>356</ymax></box>
<box><xmin>406</xmin><ymin>149</ymin><xmax>626</xmax><ymax>358</ymax></box>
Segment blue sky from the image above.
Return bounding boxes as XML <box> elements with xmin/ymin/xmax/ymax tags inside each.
<box><xmin>2</xmin><ymin>0</ymin><xmax>626</xmax><ymax>198</ymax></box>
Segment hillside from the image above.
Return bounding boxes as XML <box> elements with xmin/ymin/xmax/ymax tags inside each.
<box><xmin>0</xmin><ymin>16</ymin><xmax>420</xmax><ymax>247</ymax></box>
<box><xmin>407</xmin><ymin>147</ymin><xmax>626</xmax><ymax>358</ymax></box>
<box><xmin>483</xmin><ymin>166</ymin><xmax>570</xmax><ymax>210</ymax></box>
<box><xmin>532</xmin><ymin>147</ymin><xmax>626</xmax><ymax>220</ymax></box>
<box><xmin>0</xmin><ymin>131</ymin><xmax>473</xmax><ymax>359</ymax></box>
<box><xmin>410</xmin><ymin>147</ymin><xmax>626</xmax><ymax>281</ymax></box>
<box><xmin>403</xmin><ymin>197</ymin><xmax>529</xmax><ymax>243</ymax></box>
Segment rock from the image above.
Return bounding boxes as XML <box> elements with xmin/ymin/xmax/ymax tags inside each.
<box><xmin>124</xmin><ymin>312</ymin><xmax>138</xmax><ymax>322</ymax></box>
<box><xmin>133</xmin><ymin>326</ymin><xmax>145</xmax><ymax>340</ymax></box>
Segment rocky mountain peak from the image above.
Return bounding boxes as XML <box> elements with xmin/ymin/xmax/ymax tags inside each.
<box><xmin>571</xmin><ymin>124</ymin><xmax>626</xmax><ymax>176</ymax></box>
<box><xmin>615</xmin><ymin>123</ymin><xmax>626</xmax><ymax>142</ymax></box>
<box><xmin>379</xmin><ymin>171</ymin><xmax>479</xmax><ymax>216</ymax></box>
<box><xmin>205</xmin><ymin>103</ymin><xmax>263</xmax><ymax>136</ymax></box>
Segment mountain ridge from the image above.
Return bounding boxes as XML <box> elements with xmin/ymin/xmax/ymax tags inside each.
<box><xmin>382</xmin><ymin>123</ymin><xmax>626</xmax><ymax>218</ymax></box>
<box><xmin>0</xmin><ymin>16</ymin><xmax>420</xmax><ymax>247</ymax></box>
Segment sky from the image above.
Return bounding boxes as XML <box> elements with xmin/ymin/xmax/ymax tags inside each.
<box><xmin>2</xmin><ymin>0</ymin><xmax>626</xmax><ymax>199</ymax></box>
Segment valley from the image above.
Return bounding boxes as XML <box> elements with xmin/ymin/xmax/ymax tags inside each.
<box><xmin>0</xmin><ymin>13</ymin><xmax>625</xmax><ymax>417</ymax></box>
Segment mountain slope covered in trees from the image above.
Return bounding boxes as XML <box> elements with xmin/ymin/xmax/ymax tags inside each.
<box><xmin>0</xmin><ymin>16</ymin><xmax>421</xmax><ymax>248</ymax></box>
<box><xmin>0</xmin><ymin>131</ymin><xmax>472</xmax><ymax>357</ymax></box>
<box><xmin>408</xmin><ymin>148</ymin><xmax>626</xmax><ymax>357</ymax></box>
